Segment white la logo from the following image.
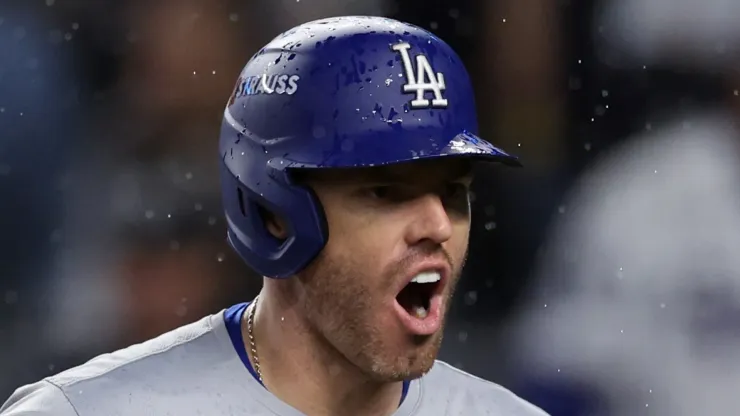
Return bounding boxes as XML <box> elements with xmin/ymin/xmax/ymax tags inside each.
<box><xmin>392</xmin><ymin>42</ymin><xmax>448</xmax><ymax>109</ymax></box>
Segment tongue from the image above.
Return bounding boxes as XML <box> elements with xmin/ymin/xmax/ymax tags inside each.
<box><xmin>397</xmin><ymin>283</ymin><xmax>429</xmax><ymax>317</ymax></box>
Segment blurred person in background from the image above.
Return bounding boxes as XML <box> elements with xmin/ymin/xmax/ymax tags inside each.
<box><xmin>507</xmin><ymin>0</ymin><xmax>740</xmax><ymax>415</ymax></box>
<box><xmin>0</xmin><ymin>1</ymin><xmax>82</xmax><ymax>399</ymax></box>
<box><xmin>0</xmin><ymin>0</ymin><xmax>262</xmax><ymax>399</ymax></box>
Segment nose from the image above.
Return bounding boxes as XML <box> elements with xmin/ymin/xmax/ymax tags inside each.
<box><xmin>403</xmin><ymin>193</ymin><xmax>453</xmax><ymax>246</ymax></box>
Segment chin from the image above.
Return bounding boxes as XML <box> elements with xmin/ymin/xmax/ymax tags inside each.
<box><xmin>367</xmin><ymin>360</ymin><xmax>436</xmax><ymax>383</ymax></box>
<box><xmin>363</xmin><ymin>342</ymin><xmax>441</xmax><ymax>383</ymax></box>
<box><xmin>400</xmin><ymin>362</ymin><xmax>436</xmax><ymax>381</ymax></box>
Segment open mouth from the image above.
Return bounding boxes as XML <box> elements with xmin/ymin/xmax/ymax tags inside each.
<box><xmin>395</xmin><ymin>271</ymin><xmax>442</xmax><ymax>319</ymax></box>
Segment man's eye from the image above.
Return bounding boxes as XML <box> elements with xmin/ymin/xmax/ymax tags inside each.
<box><xmin>368</xmin><ymin>186</ymin><xmax>392</xmax><ymax>199</ymax></box>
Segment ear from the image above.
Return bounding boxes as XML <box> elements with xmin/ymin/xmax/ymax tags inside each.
<box><xmin>259</xmin><ymin>205</ymin><xmax>289</xmax><ymax>240</ymax></box>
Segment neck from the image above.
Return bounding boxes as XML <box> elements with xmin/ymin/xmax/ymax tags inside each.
<box><xmin>244</xmin><ymin>285</ymin><xmax>404</xmax><ymax>416</ymax></box>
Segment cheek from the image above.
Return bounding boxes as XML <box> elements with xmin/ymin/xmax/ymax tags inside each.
<box><xmin>324</xmin><ymin>222</ymin><xmax>402</xmax><ymax>277</ymax></box>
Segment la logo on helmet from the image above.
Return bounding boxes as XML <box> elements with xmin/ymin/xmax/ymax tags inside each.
<box><xmin>392</xmin><ymin>41</ymin><xmax>448</xmax><ymax>109</ymax></box>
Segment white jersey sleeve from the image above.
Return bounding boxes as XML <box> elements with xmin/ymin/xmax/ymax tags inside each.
<box><xmin>1</xmin><ymin>381</ymin><xmax>78</xmax><ymax>416</ymax></box>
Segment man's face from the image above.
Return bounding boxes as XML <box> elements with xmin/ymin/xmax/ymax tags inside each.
<box><xmin>294</xmin><ymin>159</ymin><xmax>473</xmax><ymax>382</ymax></box>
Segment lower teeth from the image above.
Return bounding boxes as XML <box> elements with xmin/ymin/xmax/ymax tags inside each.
<box><xmin>413</xmin><ymin>306</ymin><xmax>428</xmax><ymax>318</ymax></box>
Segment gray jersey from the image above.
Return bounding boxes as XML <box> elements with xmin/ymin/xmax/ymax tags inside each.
<box><xmin>1</xmin><ymin>309</ymin><xmax>546</xmax><ymax>416</ymax></box>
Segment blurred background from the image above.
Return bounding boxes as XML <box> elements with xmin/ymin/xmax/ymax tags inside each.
<box><xmin>2</xmin><ymin>0</ymin><xmax>740</xmax><ymax>414</ymax></box>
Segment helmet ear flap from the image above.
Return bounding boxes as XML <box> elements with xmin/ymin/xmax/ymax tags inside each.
<box><xmin>221</xmin><ymin>160</ymin><xmax>329</xmax><ymax>278</ymax></box>
<box><xmin>232</xmin><ymin>184</ymin><xmax>287</xmax><ymax>253</ymax></box>
<box><xmin>237</xmin><ymin>186</ymin><xmax>287</xmax><ymax>242</ymax></box>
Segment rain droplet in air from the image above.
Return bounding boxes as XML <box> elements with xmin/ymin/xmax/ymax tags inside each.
<box><xmin>464</xmin><ymin>291</ymin><xmax>477</xmax><ymax>306</ymax></box>
<box><xmin>217</xmin><ymin>253</ymin><xmax>225</xmax><ymax>262</ymax></box>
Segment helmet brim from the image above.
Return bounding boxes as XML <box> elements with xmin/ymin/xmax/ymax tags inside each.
<box><xmin>275</xmin><ymin>131</ymin><xmax>522</xmax><ymax>170</ymax></box>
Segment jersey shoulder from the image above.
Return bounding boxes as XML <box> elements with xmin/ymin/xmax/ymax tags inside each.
<box><xmin>1</xmin><ymin>313</ymin><xmax>249</xmax><ymax>416</ymax></box>
<box><xmin>0</xmin><ymin>380</ymin><xmax>78</xmax><ymax>416</ymax></box>
<box><xmin>420</xmin><ymin>360</ymin><xmax>549</xmax><ymax>415</ymax></box>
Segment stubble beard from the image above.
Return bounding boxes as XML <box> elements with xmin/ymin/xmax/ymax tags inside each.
<box><xmin>296</xmin><ymin>249</ymin><xmax>463</xmax><ymax>383</ymax></box>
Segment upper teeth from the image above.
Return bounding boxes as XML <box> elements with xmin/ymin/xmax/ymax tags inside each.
<box><xmin>411</xmin><ymin>271</ymin><xmax>441</xmax><ymax>284</ymax></box>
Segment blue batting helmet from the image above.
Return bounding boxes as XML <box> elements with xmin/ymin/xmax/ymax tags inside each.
<box><xmin>219</xmin><ymin>16</ymin><xmax>520</xmax><ymax>278</ymax></box>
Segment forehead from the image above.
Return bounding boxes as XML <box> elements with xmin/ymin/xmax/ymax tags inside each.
<box><xmin>293</xmin><ymin>158</ymin><xmax>473</xmax><ymax>184</ymax></box>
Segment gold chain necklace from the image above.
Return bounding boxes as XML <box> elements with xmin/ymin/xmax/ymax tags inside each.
<box><xmin>246</xmin><ymin>296</ymin><xmax>263</xmax><ymax>384</ymax></box>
